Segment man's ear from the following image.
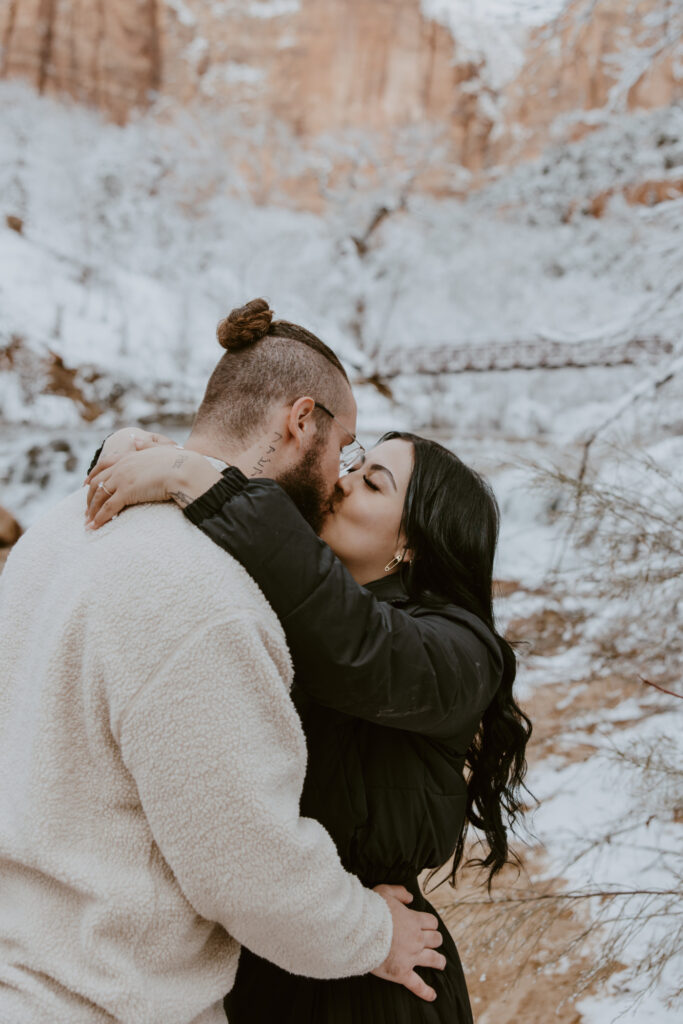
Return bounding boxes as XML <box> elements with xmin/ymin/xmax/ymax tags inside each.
<box><xmin>285</xmin><ymin>396</ymin><xmax>316</xmax><ymax>449</ymax></box>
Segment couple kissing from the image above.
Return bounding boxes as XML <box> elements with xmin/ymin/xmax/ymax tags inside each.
<box><xmin>0</xmin><ymin>298</ymin><xmax>531</xmax><ymax>1023</ymax></box>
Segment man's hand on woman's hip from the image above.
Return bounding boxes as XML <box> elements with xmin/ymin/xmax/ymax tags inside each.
<box><xmin>371</xmin><ymin>884</ymin><xmax>445</xmax><ymax>1002</ymax></box>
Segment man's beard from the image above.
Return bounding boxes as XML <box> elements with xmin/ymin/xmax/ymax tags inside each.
<box><xmin>276</xmin><ymin>447</ymin><xmax>339</xmax><ymax>534</ymax></box>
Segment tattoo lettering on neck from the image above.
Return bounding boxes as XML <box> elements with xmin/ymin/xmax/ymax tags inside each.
<box><xmin>169</xmin><ymin>490</ymin><xmax>193</xmax><ymax>509</ymax></box>
<box><xmin>252</xmin><ymin>431</ymin><xmax>282</xmax><ymax>477</ymax></box>
<box><xmin>172</xmin><ymin>452</ymin><xmax>188</xmax><ymax>470</ymax></box>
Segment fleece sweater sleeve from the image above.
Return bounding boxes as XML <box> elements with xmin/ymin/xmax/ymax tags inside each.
<box><xmin>115</xmin><ymin>611</ymin><xmax>392</xmax><ymax>979</ymax></box>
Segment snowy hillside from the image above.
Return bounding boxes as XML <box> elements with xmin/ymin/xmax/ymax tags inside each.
<box><xmin>1</xmin><ymin>83</ymin><xmax>680</xmax><ymax>517</ymax></box>
<box><xmin>1</xmin><ymin>84</ymin><xmax>680</xmax><ymax>444</ymax></box>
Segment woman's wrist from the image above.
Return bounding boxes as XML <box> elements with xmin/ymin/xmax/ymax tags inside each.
<box><xmin>168</xmin><ymin>449</ymin><xmax>222</xmax><ymax>508</ymax></box>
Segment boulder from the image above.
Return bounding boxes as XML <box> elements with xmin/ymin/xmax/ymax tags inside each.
<box><xmin>0</xmin><ymin>505</ymin><xmax>22</xmax><ymax>548</ymax></box>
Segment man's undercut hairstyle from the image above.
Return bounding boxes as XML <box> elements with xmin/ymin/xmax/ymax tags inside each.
<box><xmin>193</xmin><ymin>298</ymin><xmax>351</xmax><ymax>443</ymax></box>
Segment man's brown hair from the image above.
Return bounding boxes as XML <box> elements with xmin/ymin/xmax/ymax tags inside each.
<box><xmin>193</xmin><ymin>298</ymin><xmax>351</xmax><ymax>443</ymax></box>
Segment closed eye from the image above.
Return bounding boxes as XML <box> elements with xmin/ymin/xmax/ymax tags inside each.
<box><xmin>363</xmin><ymin>475</ymin><xmax>380</xmax><ymax>492</ymax></box>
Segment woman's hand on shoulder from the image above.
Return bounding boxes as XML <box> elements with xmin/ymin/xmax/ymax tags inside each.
<box><xmin>84</xmin><ymin>445</ymin><xmax>221</xmax><ymax>529</ymax></box>
<box><xmin>93</xmin><ymin>427</ymin><xmax>178</xmax><ymax>471</ymax></box>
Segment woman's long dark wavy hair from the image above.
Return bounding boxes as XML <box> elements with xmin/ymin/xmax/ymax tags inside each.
<box><xmin>381</xmin><ymin>431</ymin><xmax>532</xmax><ymax>889</ymax></box>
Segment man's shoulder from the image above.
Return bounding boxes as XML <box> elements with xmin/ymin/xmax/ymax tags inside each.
<box><xmin>91</xmin><ymin>500</ymin><xmax>218</xmax><ymax>563</ymax></box>
<box><xmin>94</xmin><ymin>502</ymin><xmax>285</xmax><ymax>633</ymax></box>
<box><xmin>13</xmin><ymin>490</ymin><xmax>283</xmax><ymax>637</ymax></box>
<box><xmin>99</xmin><ymin>502</ymin><xmax>242</xmax><ymax>574</ymax></box>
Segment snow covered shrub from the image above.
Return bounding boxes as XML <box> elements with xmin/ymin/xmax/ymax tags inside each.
<box><xmin>539</xmin><ymin>434</ymin><xmax>683</xmax><ymax>689</ymax></box>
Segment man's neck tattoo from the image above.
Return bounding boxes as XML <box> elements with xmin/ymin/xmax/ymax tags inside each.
<box><xmin>252</xmin><ymin>431</ymin><xmax>282</xmax><ymax>477</ymax></box>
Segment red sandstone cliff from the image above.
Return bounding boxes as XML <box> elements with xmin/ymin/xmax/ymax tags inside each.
<box><xmin>505</xmin><ymin>0</ymin><xmax>683</xmax><ymax>154</ymax></box>
<box><xmin>1</xmin><ymin>0</ymin><xmax>680</xmax><ymax>188</ymax></box>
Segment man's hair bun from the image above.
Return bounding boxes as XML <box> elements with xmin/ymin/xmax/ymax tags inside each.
<box><xmin>217</xmin><ymin>298</ymin><xmax>273</xmax><ymax>350</ymax></box>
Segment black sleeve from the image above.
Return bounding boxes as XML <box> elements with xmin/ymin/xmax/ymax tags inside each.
<box><xmin>87</xmin><ymin>436</ymin><xmax>110</xmax><ymax>475</ymax></box>
<box><xmin>184</xmin><ymin>469</ymin><xmax>503</xmax><ymax>739</ymax></box>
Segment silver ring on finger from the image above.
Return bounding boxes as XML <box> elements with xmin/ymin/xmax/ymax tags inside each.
<box><xmin>98</xmin><ymin>482</ymin><xmax>113</xmax><ymax>497</ymax></box>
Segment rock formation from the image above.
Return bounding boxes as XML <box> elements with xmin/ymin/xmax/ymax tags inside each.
<box><xmin>0</xmin><ymin>0</ymin><xmax>161</xmax><ymax>115</ymax></box>
<box><xmin>0</xmin><ymin>504</ymin><xmax>21</xmax><ymax>570</ymax></box>
<box><xmin>1</xmin><ymin>0</ymin><xmax>680</xmax><ymax>193</ymax></box>
<box><xmin>504</xmin><ymin>0</ymin><xmax>683</xmax><ymax>158</ymax></box>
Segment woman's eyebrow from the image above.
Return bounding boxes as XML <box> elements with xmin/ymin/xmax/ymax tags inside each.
<box><xmin>368</xmin><ymin>463</ymin><xmax>397</xmax><ymax>490</ymax></box>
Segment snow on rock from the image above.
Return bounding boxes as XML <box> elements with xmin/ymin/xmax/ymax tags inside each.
<box><xmin>421</xmin><ymin>0</ymin><xmax>572</xmax><ymax>91</ymax></box>
<box><xmin>247</xmin><ymin>0</ymin><xmax>301</xmax><ymax>18</ymax></box>
<box><xmin>423</xmin><ymin>0</ymin><xmax>570</xmax><ymax>27</ymax></box>
<box><xmin>165</xmin><ymin>0</ymin><xmax>197</xmax><ymax>28</ymax></box>
<box><xmin>422</xmin><ymin>1</ymin><xmax>529</xmax><ymax>90</ymax></box>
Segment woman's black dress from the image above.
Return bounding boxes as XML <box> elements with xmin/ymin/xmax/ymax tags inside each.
<box><xmin>182</xmin><ymin>470</ymin><xmax>504</xmax><ymax>1023</ymax></box>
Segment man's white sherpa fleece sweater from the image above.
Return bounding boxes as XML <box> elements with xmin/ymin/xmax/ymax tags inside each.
<box><xmin>0</xmin><ymin>489</ymin><xmax>392</xmax><ymax>1023</ymax></box>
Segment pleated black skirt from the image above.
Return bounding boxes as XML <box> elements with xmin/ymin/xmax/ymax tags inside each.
<box><xmin>224</xmin><ymin>892</ymin><xmax>473</xmax><ymax>1024</ymax></box>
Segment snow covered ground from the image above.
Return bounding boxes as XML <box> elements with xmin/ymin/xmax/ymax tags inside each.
<box><xmin>0</xmin><ymin>80</ymin><xmax>681</xmax><ymax>1021</ymax></box>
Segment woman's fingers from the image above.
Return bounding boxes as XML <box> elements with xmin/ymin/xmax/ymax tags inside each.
<box><xmin>401</xmin><ymin>970</ymin><xmax>437</xmax><ymax>1002</ymax></box>
<box><xmin>93</xmin><ymin>429</ymin><xmax>144</xmax><ymax>470</ymax></box>
<box><xmin>84</xmin><ymin>429</ymin><xmax>179</xmax><ymax>485</ymax></box>
<box><xmin>86</xmin><ymin>477</ymin><xmax>104</xmax><ymax>516</ymax></box>
<box><xmin>85</xmin><ymin>446</ymin><xmax>186</xmax><ymax>527</ymax></box>
<box><xmin>86</xmin><ymin>491</ymin><xmax>126</xmax><ymax>529</ymax></box>
<box><xmin>86</xmin><ymin>479</ymin><xmax>116</xmax><ymax>525</ymax></box>
<box><xmin>147</xmin><ymin>432</ymin><xmax>177</xmax><ymax>447</ymax></box>
<box><xmin>86</xmin><ymin>469</ymin><xmax>111</xmax><ymax>514</ymax></box>
<box><xmin>132</xmin><ymin>433</ymin><xmax>177</xmax><ymax>451</ymax></box>
<box><xmin>84</xmin><ymin>457</ymin><xmax>121</xmax><ymax>486</ymax></box>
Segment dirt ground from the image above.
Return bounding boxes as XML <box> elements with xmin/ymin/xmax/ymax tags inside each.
<box><xmin>423</xmin><ymin>827</ymin><xmax>615</xmax><ymax>1023</ymax></box>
